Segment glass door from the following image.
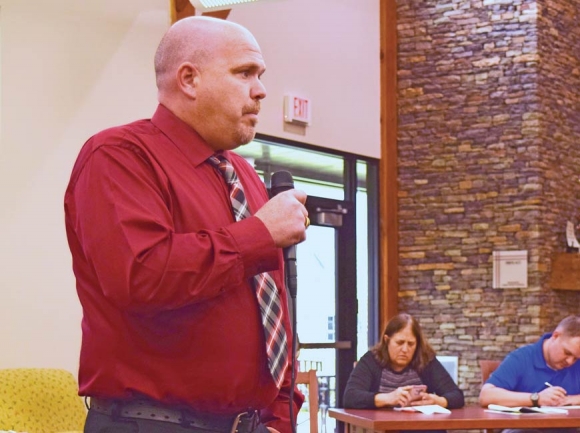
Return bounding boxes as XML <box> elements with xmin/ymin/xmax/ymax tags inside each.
<box><xmin>234</xmin><ymin>134</ymin><xmax>379</xmax><ymax>433</ymax></box>
<box><xmin>295</xmin><ymin>196</ymin><xmax>357</xmax><ymax>433</ymax></box>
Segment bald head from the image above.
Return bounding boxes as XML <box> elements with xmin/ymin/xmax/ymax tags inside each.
<box><xmin>154</xmin><ymin>16</ymin><xmax>257</xmax><ymax>92</ymax></box>
<box><xmin>151</xmin><ymin>16</ymin><xmax>266</xmax><ymax>151</ymax></box>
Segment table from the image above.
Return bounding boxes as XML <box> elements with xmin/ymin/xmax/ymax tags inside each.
<box><xmin>329</xmin><ymin>407</ymin><xmax>580</xmax><ymax>432</ymax></box>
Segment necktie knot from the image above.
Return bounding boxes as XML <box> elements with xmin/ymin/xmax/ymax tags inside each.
<box><xmin>208</xmin><ymin>154</ymin><xmax>249</xmax><ymax>221</ymax></box>
<box><xmin>208</xmin><ymin>154</ymin><xmax>236</xmax><ymax>186</ymax></box>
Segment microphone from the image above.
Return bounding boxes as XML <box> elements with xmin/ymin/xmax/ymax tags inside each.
<box><xmin>270</xmin><ymin>171</ymin><xmax>298</xmax><ymax>299</ymax></box>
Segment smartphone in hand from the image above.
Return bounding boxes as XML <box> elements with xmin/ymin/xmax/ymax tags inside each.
<box><xmin>409</xmin><ymin>384</ymin><xmax>427</xmax><ymax>402</ymax></box>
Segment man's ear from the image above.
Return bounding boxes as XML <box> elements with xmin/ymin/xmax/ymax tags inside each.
<box><xmin>176</xmin><ymin>62</ymin><xmax>199</xmax><ymax>99</ymax></box>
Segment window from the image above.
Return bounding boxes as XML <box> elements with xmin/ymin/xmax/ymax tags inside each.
<box><xmin>236</xmin><ymin>134</ymin><xmax>380</xmax><ymax>356</ymax></box>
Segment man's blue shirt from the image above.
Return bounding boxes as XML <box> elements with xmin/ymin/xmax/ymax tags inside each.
<box><xmin>486</xmin><ymin>333</ymin><xmax>580</xmax><ymax>394</ymax></box>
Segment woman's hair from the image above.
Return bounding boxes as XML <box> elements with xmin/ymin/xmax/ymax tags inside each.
<box><xmin>371</xmin><ymin>313</ymin><xmax>435</xmax><ymax>372</ymax></box>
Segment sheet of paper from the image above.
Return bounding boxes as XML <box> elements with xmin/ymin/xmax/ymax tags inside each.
<box><xmin>534</xmin><ymin>407</ymin><xmax>569</xmax><ymax>414</ymax></box>
<box><xmin>487</xmin><ymin>404</ymin><xmax>520</xmax><ymax>413</ymax></box>
<box><xmin>394</xmin><ymin>405</ymin><xmax>451</xmax><ymax>414</ymax></box>
<box><xmin>485</xmin><ymin>409</ymin><xmax>522</xmax><ymax>416</ymax></box>
<box><xmin>487</xmin><ymin>404</ymin><xmax>568</xmax><ymax>414</ymax></box>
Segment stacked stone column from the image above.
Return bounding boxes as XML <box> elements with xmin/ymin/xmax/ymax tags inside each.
<box><xmin>396</xmin><ymin>0</ymin><xmax>580</xmax><ymax>404</ymax></box>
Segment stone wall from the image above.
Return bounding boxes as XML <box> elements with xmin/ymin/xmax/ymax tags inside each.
<box><xmin>396</xmin><ymin>0</ymin><xmax>580</xmax><ymax>405</ymax></box>
<box><xmin>537</xmin><ymin>0</ymin><xmax>580</xmax><ymax>327</ymax></box>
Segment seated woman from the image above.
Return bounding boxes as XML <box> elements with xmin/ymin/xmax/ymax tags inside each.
<box><xmin>344</xmin><ymin>313</ymin><xmax>464</xmax><ymax>412</ymax></box>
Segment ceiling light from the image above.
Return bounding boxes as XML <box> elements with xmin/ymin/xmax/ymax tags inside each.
<box><xmin>190</xmin><ymin>0</ymin><xmax>272</xmax><ymax>12</ymax></box>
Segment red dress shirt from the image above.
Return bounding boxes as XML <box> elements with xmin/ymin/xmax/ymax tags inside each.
<box><xmin>64</xmin><ymin>104</ymin><xmax>302</xmax><ymax>432</ymax></box>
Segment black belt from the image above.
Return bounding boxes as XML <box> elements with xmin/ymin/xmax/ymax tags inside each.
<box><xmin>90</xmin><ymin>397</ymin><xmax>260</xmax><ymax>433</ymax></box>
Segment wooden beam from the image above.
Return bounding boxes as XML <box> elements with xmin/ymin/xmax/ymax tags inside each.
<box><xmin>170</xmin><ymin>0</ymin><xmax>196</xmax><ymax>23</ymax></box>
<box><xmin>170</xmin><ymin>0</ymin><xmax>231</xmax><ymax>23</ymax></box>
<box><xmin>379</xmin><ymin>0</ymin><xmax>399</xmax><ymax>330</ymax></box>
<box><xmin>202</xmin><ymin>9</ymin><xmax>231</xmax><ymax>19</ymax></box>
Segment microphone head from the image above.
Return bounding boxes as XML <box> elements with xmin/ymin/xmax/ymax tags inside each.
<box><xmin>270</xmin><ymin>171</ymin><xmax>294</xmax><ymax>197</ymax></box>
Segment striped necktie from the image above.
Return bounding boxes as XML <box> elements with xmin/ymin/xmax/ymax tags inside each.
<box><xmin>208</xmin><ymin>154</ymin><xmax>289</xmax><ymax>388</ymax></box>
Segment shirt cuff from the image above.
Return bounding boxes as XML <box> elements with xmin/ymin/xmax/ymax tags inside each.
<box><xmin>225</xmin><ymin>216</ymin><xmax>280</xmax><ymax>278</ymax></box>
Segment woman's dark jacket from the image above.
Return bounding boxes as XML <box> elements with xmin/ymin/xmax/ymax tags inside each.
<box><xmin>343</xmin><ymin>351</ymin><xmax>465</xmax><ymax>409</ymax></box>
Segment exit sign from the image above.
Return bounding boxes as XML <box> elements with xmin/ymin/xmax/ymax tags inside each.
<box><xmin>284</xmin><ymin>94</ymin><xmax>312</xmax><ymax>125</ymax></box>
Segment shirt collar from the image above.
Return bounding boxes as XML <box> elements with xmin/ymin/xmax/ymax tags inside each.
<box><xmin>533</xmin><ymin>333</ymin><xmax>553</xmax><ymax>370</ymax></box>
<box><xmin>151</xmin><ymin>104</ymin><xmax>215</xmax><ymax>168</ymax></box>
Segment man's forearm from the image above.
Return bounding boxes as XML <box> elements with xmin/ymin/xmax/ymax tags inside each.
<box><xmin>479</xmin><ymin>384</ymin><xmax>535</xmax><ymax>407</ymax></box>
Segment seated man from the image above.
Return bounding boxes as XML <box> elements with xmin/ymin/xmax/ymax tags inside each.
<box><xmin>479</xmin><ymin>315</ymin><xmax>580</xmax><ymax>433</ymax></box>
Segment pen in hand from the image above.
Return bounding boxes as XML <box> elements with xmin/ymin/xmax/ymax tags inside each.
<box><xmin>545</xmin><ymin>381</ymin><xmax>567</xmax><ymax>396</ymax></box>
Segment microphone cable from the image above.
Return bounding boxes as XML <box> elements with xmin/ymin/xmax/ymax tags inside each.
<box><xmin>269</xmin><ymin>171</ymin><xmax>299</xmax><ymax>433</ymax></box>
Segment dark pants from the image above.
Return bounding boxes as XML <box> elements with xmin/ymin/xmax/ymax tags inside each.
<box><xmin>84</xmin><ymin>409</ymin><xmax>272</xmax><ymax>433</ymax></box>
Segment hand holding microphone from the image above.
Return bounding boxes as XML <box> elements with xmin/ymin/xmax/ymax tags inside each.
<box><xmin>254</xmin><ymin>173</ymin><xmax>308</xmax><ymax>249</ymax></box>
<box><xmin>256</xmin><ymin>171</ymin><xmax>307</xmax><ymax>300</ymax></box>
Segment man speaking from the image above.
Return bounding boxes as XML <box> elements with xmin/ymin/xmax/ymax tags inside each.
<box><xmin>64</xmin><ymin>16</ymin><xmax>308</xmax><ymax>433</ymax></box>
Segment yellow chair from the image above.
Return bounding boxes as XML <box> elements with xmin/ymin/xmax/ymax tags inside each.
<box><xmin>0</xmin><ymin>368</ymin><xmax>86</xmax><ymax>433</ymax></box>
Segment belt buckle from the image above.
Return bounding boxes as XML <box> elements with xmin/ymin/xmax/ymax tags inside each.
<box><xmin>230</xmin><ymin>411</ymin><xmax>248</xmax><ymax>433</ymax></box>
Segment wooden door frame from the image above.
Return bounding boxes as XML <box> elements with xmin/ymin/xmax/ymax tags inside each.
<box><xmin>169</xmin><ymin>0</ymin><xmax>231</xmax><ymax>23</ymax></box>
<box><xmin>379</xmin><ymin>0</ymin><xmax>399</xmax><ymax>329</ymax></box>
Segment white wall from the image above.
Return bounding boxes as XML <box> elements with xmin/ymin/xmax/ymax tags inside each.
<box><xmin>230</xmin><ymin>1</ymin><xmax>380</xmax><ymax>156</ymax></box>
<box><xmin>0</xmin><ymin>0</ymin><xmax>379</xmax><ymax>374</ymax></box>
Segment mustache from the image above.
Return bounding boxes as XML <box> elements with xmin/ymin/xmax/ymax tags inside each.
<box><xmin>242</xmin><ymin>103</ymin><xmax>261</xmax><ymax>115</ymax></box>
